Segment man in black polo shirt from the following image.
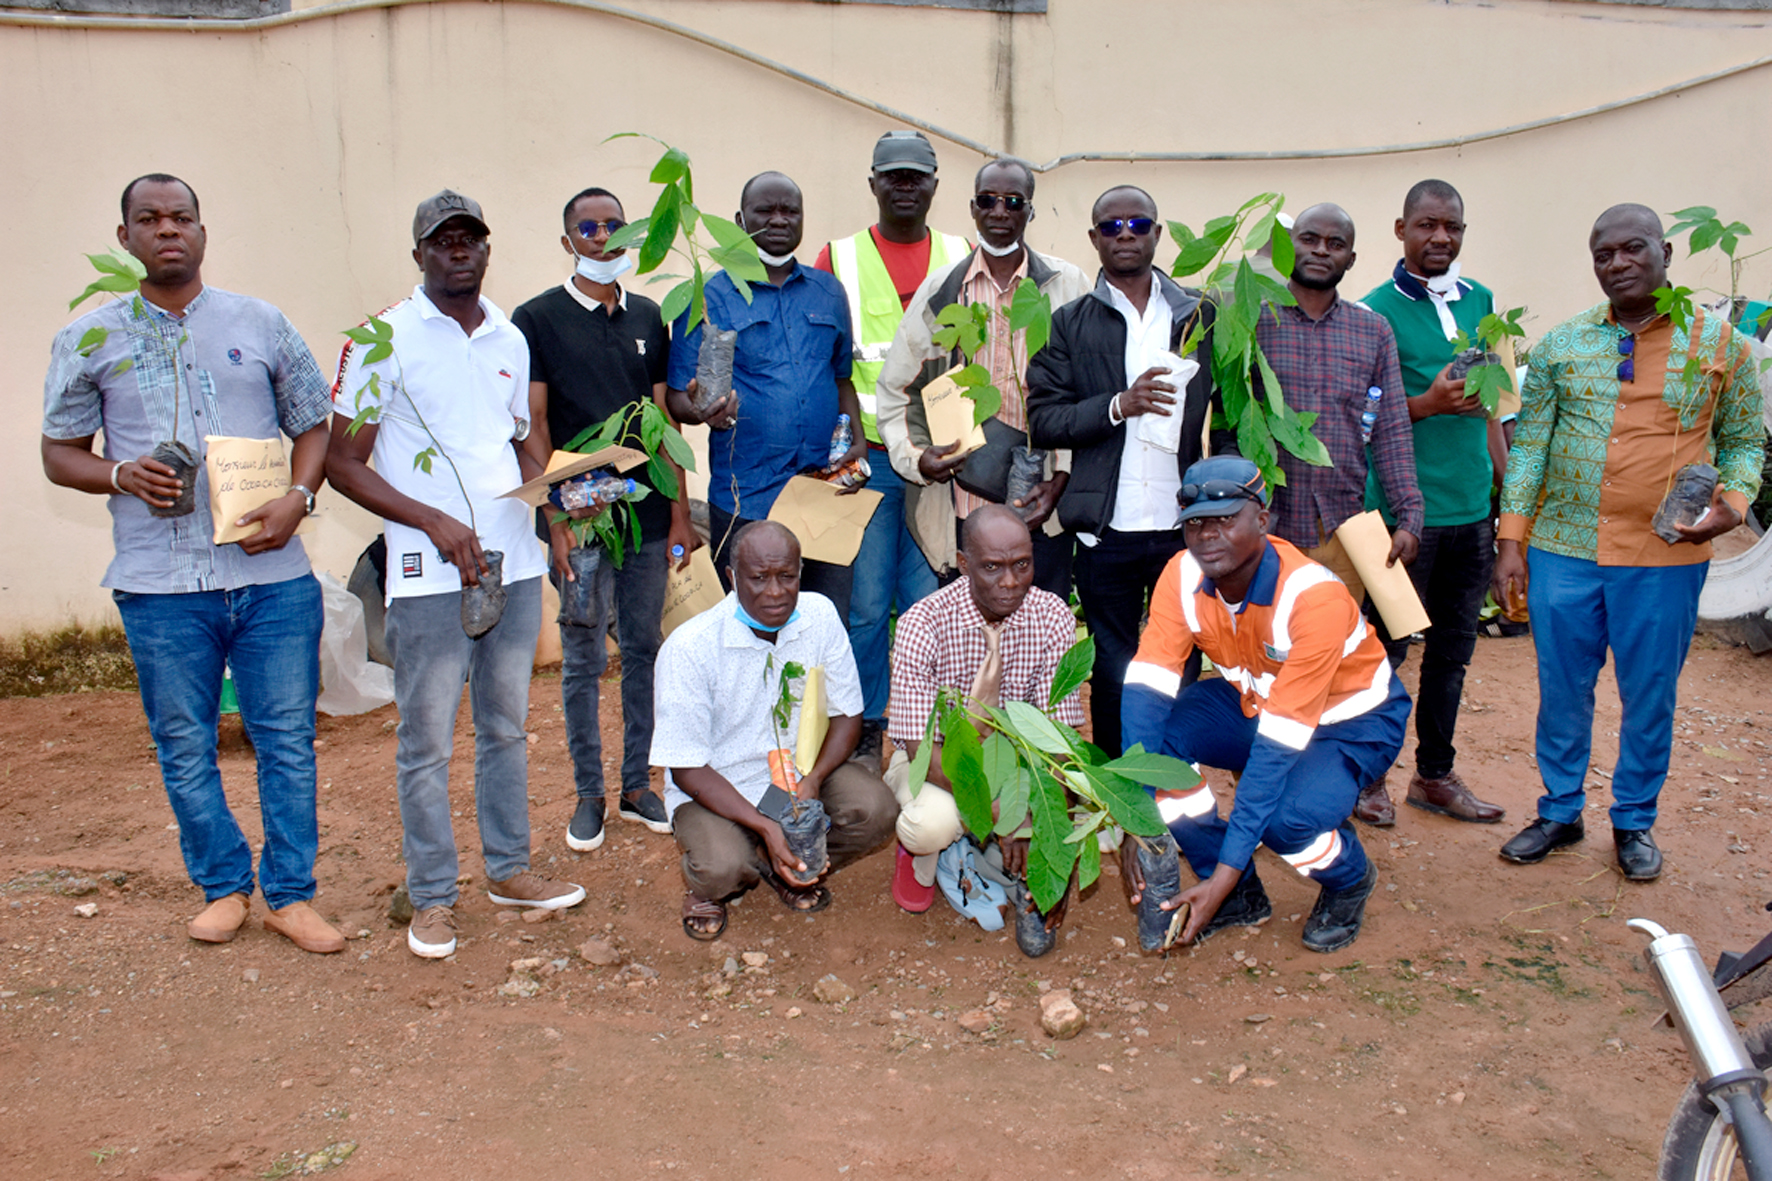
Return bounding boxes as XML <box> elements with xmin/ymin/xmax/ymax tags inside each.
<box><xmin>513</xmin><ymin>187</ymin><xmax>695</xmax><ymax>851</ymax></box>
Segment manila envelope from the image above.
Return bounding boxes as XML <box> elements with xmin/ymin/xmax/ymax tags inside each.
<box><xmin>660</xmin><ymin>545</ymin><xmax>725</xmax><ymax>640</ymax></box>
<box><xmin>1335</xmin><ymin>510</ymin><xmax>1431</xmax><ymax>637</ymax></box>
<box><xmin>766</xmin><ymin>475</ymin><xmax>883</xmax><ymax>566</ymax></box>
<box><xmin>205</xmin><ymin>435</ymin><xmax>290</xmax><ymax>545</ymax></box>
<box><xmin>920</xmin><ymin>368</ymin><xmax>988</xmax><ymax>457</ymax></box>
<box><xmin>501</xmin><ymin>445</ymin><xmax>647</xmax><ymax>508</ymax></box>
<box><xmin>794</xmin><ymin>664</ymin><xmax>829</xmax><ymax>777</ymax></box>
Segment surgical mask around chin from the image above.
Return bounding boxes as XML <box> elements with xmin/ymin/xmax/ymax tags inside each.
<box><xmin>573</xmin><ymin>249</ymin><xmax>633</xmax><ymax>285</ymax></box>
<box><xmin>756</xmin><ymin>247</ymin><xmax>795</xmax><ymax>267</ymax></box>
<box><xmin>734</xmin><ymin>598</ymin><xmax>800</xmax><ymax>633</ymax></box>
<box><xmin>978</xmin><ymin>237</ymin><xmax>1023</xmax><ymax>258</ymax></box>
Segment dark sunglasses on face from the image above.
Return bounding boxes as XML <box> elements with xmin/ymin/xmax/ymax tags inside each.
<box><xmin>1096</xmin><ymin>217</ymin><xmax>1157</xmax><ymax>238</ymax></box>
<box><xmin>1617</xmin><ymin>331</ymin><xmax>1635</xmax><ymax>383</ymax></box>
<box><xmin>575</xmin><ymin>219</ymin><xmax>627</xmax><ymax>239</ymax></box>
<box><xmin>973</xmin><ymin>193</ymin><xmax>1028</xmax><ymax>212</ymax></box>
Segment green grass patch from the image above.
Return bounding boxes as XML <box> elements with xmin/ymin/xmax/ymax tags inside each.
<box><xmin>0</xmin><ymin>622</ymin><xmax>135</xmax><ymax>697</ymax></box>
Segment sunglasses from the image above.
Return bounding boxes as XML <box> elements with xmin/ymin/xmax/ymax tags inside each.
<box><xmin>1178</xmin><ymin>480</ymin><xmax>1263</xmax><ymax>508</ymax></box>
<box><xmin>973</xmin><ymin>193</ymin><xmax>1028</xmax><ymax>212</ymax></box>
<box><xmin>575</xmin><ymin>218</ymin><xmax>627</xmax><ymax>239</ymax></box>
<box><xmin>1617</xmin><ymin>332</ymin><xmax>1635</xmax><ymax>383</ymax></box>
<box><xmin>1096</xmin><ymin>217</ymin><xmax>1157</xmax><ymax>238</ymax></box>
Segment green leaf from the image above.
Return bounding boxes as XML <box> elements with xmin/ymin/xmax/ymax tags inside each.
<box><xmin>649</xmin><ymin>145</ymin><xmax>691</xmax><ymax>188</ymax></box>
<box><xmin>1048</xmin><ymin>635</ymin><xmax>1094</xmax><ymax>712</ymax></box>
<box><xmin>964</xmin><ymin>384</ymin><xmax>1002</xmax><ymax>427</ymax></box>
<box><xmin>660</xmin><ymin>423</ymin><xmax>695</xmax><ymax>471</ymax></box>
<box><xmin>646</xmin><ymin>455</ymin><xmax>679</xmax><ymax>501</ymax></box>
<box><xmin>1269</xmin><ymin>214</ymin><xmax>1296</xmax><ymax>277</ymax></box>
<box><xmin>69</xmin><ymin>272</ymin><xmax>140</xmax><ymax>309</ymax></box>
<box><xmin>346</xmin><ymin>405</ymin><xmax>377</xmax><ymax>436</ymax></box>
<box><xmin>904</xmin><ymin>705</ymin><xmax>940</xmax><ymax>799</ymax></box>
<box><xmin>1064</xmin><ymin>809</ymin><xmax>1109</xmax><ymax>844</ymax></box>
<box><xmin>1101</xmin><ymin>746</ymin><xmax>1203</xmax><ymax>792</ymax></box>
<box><xmin>994</xmin><ymin>763</ymin><xmax>1031</xmax><ymax>837</ymax></box>
<box><xmin>940</xmin><ymin>710</ymin><xmax>995</xmax><ymax>842</ymax></box>
<box><xmin>1000</xmin><ymin>700</ymin><xmax>1071</xmax><ymax>756</ymax></box>
<box><xmin>109</xmin><ymin>359</ymin><xmax>134</xmax><ymax>377</ymax></box>
<box><xmin>1689</xmin><ymin>221</ymin><xmax>1723</xmax><ymax>255</ymax></box>
<box><xmin>1237</xmin><ymin>192</ymin><xmax>1278</xmax><ymax>215</ymax></box>
<box><xmin>1008</xmin><ymin>278</ymin><xmax>1052</xmax><ymax>358</ymax></box>
<box><xmin>638</xmin><ymin>188</ymin><xmax>681</xmax><ymax>275</ymax></box>
<box><xmin>1079</xmin><ymin>765</ymin><xmax>1166</xmax><ymax>836</ymax></box>
<box><xmin>414</xmin><ymin>447</ymin><xmax>436</xmax><ymax>475</ymax></box>
<box><xmin>364</xmin><ymin>342</ymin><xmax>393</xmax><ymax>365</ymax></box>
<box><xmin>75</xmin><ymin>326</ymin><xmax>109</xmax><ymax>357</ymax></box>
<box><xmin>952</xmin><ymin>363</ymin><xmax>991</xmax><ymax>387</ymax></box>
<box><xmin>709</xmin><ymin>242</ymin><xmax>768</xmax><ymax>284</ymax></box>
<box><xmin>86</xmin><ymin>247</ymin><xmax>146</xmax><ymax>279</ymax></box>
<box><xmin>660</xmin><ymin>279</ymin><xmax>694</xmax><ymax>327</ymax></box>
<box><xmin>1024</xmin><ymin>767</ymin><xmax>1078</xmax><ymax>914</ymax></box>
<box><xmin>1171</xmin><ymin>234</ymin><xmax>1223</xmax><ymax>279</ymax></box>
<box><xmin>1077</xmin><ymin>825</ymin><xmax>1102</xmax><ymax>892</ymax></box>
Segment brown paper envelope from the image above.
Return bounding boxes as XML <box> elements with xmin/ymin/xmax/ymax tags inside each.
<box><xmin>920</xmin><ymin>369</ymin><xmax>988</xmax><ymax>456</ymax></box>
<box><xmin>766</xmin><ymin>475</ymin><xmax>883</xmax><ymax>566</ymax></box>
<box><xmin>205</xmin><ymin>435</ymin><xmax>290</xmax><ymax>545</ymax></box>
<box><xmin>501</xmin><ymin>445</ymin><xmax>648</xmax><ymax>507</ymax></box>
<box><xmin>661</xmin><ymin>546</ymin><xmax>725</xmax><ymax>640</ymax></box>
<box><xmin>1334</xmin><ymin>511</ymin><xmax>1431</xmax><ymax>636</ymax></box>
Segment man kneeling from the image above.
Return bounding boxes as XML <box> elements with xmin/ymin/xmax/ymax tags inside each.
<box><xmin>1119</xmin><ymin>457</ymin><xmax>1409</xmax><ymax>953</ymax></box>
<box><xmin>887</xmin><ymin>505</ymin><xmax>1085</xmax><ymax>955</ymax></box>
<box><xmin>652</xmin><ymin>521</ymin><xmax>897</xmax><ymax>940</ymax></box>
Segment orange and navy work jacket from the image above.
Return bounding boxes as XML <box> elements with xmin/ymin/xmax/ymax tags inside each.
<box><xmin>1123</xmin><ymin>537</ymin><xmax>1395</xmax><ymax>867</ymax></box>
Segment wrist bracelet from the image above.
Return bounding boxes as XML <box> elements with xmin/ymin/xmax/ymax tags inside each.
<box><xmin>110</xmin><ymin>461</ymin><xmax>126</xmax><ymax>493</ymax></box>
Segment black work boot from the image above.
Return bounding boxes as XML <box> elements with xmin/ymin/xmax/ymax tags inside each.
<box><xmin>1302</xmin><ymin>858</ymin><xmax>1379</xmax><ymax>953</ymax></box>
<box><xmin>1196</xmin><ymin>866</ymin><xmax>1273</xmax><ymax>943</ymax></box>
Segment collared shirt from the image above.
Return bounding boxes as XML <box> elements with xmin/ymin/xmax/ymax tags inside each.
<box><xmin>887</xmin><ymin>578</ymin><xmax>1085</xmax><ymax>747</ymax></box>
<box><xmin>1104</xmin><ymin>273</ymin><xmax>1181</xmax><ymax>533</ymax></box>
<box><xmin>666</xmin><ymin>265</ymin><xmax>854</xmax><ymax>517</ymax></box>
<box><xmin>954</xmin><ymin>249</ymin><xmax>1032</xmax><ymax>519</ymax></box>
<box><xmin>42</xmin><ymin>286</ymin><xmax>331</xmax><ymax>594</ymax></box>
<box><xmin>652</xmin><ymin>591</ymin><xmax>864</xmax><ymax>817</ymax></box>
<box><xmin>1499</xmin><ymin>303</ymin><xmax>1763</xmax><ymax>567</ymax></box>
<box><xmin>1122</xmin><ymin>537</ymin><xmax>1393</xmax><ymax>871</ymax></box>
<box><xmin>1255</xmin><ymin>297</ymin><xmax>1421</xmax><ymax>546</ymax></box>
<box><xmin>334</xmin><ymin>286</ymin><xmax>543</xmax><ymax>599</ymax></box>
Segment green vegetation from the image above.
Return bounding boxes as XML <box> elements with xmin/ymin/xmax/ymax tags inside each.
<box><xmin>0</xmin><ymin>622</ymin><xmax>136</xmax><ymax>698</ymax></box>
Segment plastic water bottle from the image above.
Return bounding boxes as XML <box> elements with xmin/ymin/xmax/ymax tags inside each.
<box><xmin>1359</xmin><ymin>386</ymin><xmax>1383</xmax><ymax>445</ymax></box>
<box><xmin>827</xmin><ymin>414</ymin><xmax>853</xmax><ymax>467</ymax></box>
<box><xmin>554</xmin><ymin>473</ymin><xmax>635</xmax><ymax>512</ymax></box>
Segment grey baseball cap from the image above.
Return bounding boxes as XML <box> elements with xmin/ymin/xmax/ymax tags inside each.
<box><xmin>412</xmin><ymin>189</ymin><xmax>490</xmax><ymax>245</ymax></box>
<box><xmin>872</xmin><ymin>130</ymin><xmax>938</xmax><ymax>175</ymax></box>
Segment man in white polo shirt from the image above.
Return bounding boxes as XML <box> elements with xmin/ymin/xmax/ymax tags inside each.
<box><xmin>328</xmin><ymin>190</ymin><xmax>584</xmax><ymax>959</ymax></box>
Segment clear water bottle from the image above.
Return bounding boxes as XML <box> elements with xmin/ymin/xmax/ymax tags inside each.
<box><xmin>827</xmin><ymin>413</ymin><xmax>853</xmax><ymax>467</ymax></box>
<box><xmin>1359</xmin><ymin>386</ymin><xmax>1383</xmax><ymax>445</ymax></box>
<box><xmin>554</xmin><ymin>473</ymin><xmax>635</xmax><ymax>512</ymax></box>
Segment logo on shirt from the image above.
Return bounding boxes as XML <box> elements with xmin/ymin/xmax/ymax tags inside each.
<box><xmin>401</xmin><ymin>552</ymin><xmax>423</xmax><ymax>579</ymax></box>
<box><xmin>226</xmin><ymin>348</ymin><xmax>243</xmax><ymax>365</ymax></box>
<box><xmin>497</xmin><ymin>368</ymin><xmax>513</xmax><ymax>379</ymax></box>
<box><xmin>635</xmin><ymin>339</ymin><xmax>647</xmax><ymax>356</ymax></box>
<box><xmin>1263</xmin><ymin>642</ymin><xmax>1289</xmax><ymax>662</ymax></box>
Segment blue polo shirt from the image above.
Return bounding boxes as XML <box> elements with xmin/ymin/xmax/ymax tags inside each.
<box><xmin>668</xmin><ymin>264</ymin><xmax>853</xmax><ymax>517</ymax></box>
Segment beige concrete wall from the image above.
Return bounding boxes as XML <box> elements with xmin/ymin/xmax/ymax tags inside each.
<box><xmin>5</xmin><ymin>0</ymin><xmax>1772</xmax><ymax>628</ymax></box>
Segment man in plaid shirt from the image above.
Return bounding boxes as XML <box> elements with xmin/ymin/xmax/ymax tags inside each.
<box><xmin>885</xmin><ymin>506</ymin><xmax>1084</xmax><ymax>935</ymax></box>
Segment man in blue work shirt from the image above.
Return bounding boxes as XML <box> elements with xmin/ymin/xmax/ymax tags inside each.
<box><xmin>668</xmin><ymin>171</ymin><xmax>868</xmax><ymax>617</ymax></box>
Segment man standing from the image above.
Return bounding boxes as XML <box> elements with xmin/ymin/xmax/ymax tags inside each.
<box><xmin>1359</xmin><ymin>180</ymin><xmax>1511</xmax><ymax>827</ymax></box>
<box><xmin>1250</xmin><ymin>203</ymin><xmax>1423</xmax><ymax>826</ymax></box>
<box><xmin>667</xmin><ymin>172</ymin><xmax>867</xmax><ymax>618</ymax></box>
<box><xmin>512</xmin><ymin>187</ymin><xmax>689</xmax><ymax>852</ymax></box>
<box><xmin>877</xmin><ymin>157</ymin><xmax>1091</xmax><ymax>595</ymax></box>
<box><xmin>815</xmin><ymin>130</ymin><xmax>970</xmax><ymax>763</ymax></box>
<box><xmin>1120</xmin><ymin>457</ymin><xmax>1408</xmax><ymax>954</ymax></box>
<box><xmin>885</xmin><ymin>506</ymin><xmax>1085</xmax><ymax>950</ymax></box>
<box><xmin>1494</xmin><ymin>204</ymin><xmax>1763</xmax><ymax>881</ymax></box>
<box><xmin>41</xmin><ymin>174</ymin><xmax>344</xmax><ymax>954</ymax></box>
<box><xmin>329</xmin><ymin>190</ymin><xmax>585</xmax><ymax>959</ymax></box>
<box><xmin>653</xmin><ymin>522</ymin><xmax>897</xmax><ymax>941</ymax></box>
<box><xmin>1026</xmin><ymin>185</ymin><xmax>1216</xmax><ymax>757</ymax></box>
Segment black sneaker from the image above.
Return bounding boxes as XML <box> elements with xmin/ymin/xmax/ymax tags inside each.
<box><xmin>1197</xmin><ymin>867</ymin><xmax>1273</xmax><ymax>943</ymax></box>
<box><xmin>618</xmin><ymin>791</ymin><xmax>672</xmax><ymax>835</ymax></box>
<box><xmin>567</xmin><ymin>797</ymin><xmax>606</xmax><ymax>852</ymax></box>
<box><xmin>853</xmin><ymin>719</ymin><xmax>886</xmax><ymax>765</ymax></box>
<box><xmin>1301</xmin><ymin>858</ymin><xmax>1379</xmax><ymax>953</ymax></box>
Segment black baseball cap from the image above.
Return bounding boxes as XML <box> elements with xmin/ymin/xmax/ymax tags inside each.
<box><xmin>872</xmin><ymin>130</ymin><xmax>938</xmax><ymax>175</ymax></box>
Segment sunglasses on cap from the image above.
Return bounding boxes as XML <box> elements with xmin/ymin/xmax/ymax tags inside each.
<box><xmin>1096</xmin><ymin>217</ymin><xmax>1157</xmax><ymax>238</ymax></box>
<box><xmin>575</xmin><ymin>218</ymin><xmax>627</xmax><ymax>239</ymax></box>
<box><xmin>1178</xmin><ymin>479</ymin><xmax>1264</xmax><ymax>508</ymax></box>
<box><xmin>973</xmin><ymin>193</ymin><xmax>1028</xmax><ymax>212</ymax></box>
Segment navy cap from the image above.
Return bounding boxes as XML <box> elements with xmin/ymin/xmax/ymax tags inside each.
<box><xmin>1175</xmin><ymin>455</ymin><xmax>1268</xmax><ymax>523</ymax></box>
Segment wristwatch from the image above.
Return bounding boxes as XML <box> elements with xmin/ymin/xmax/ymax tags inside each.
<box><xmin>290</xmin><ymin>484</ymin><xmax>316</xmax><ymax>516</ymax></box>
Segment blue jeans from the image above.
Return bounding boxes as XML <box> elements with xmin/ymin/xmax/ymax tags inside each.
<box><xmin>1156</xmin><ymin>676</ymin><xmax>1408</xmax><ymax>893</ymax></box>
<box><xmin>848</xmin><ymin>459</ymin><xmax>938</xmax><ymax>720</ymax></box>
<box><xmin>385</xmin><ymin>576</ymin><xmax>542</xmax><ymax>910</ymax></box>
<box><xmin>1525</xmin><ymin>547</ymin><xmax>1706</xmax><ymax>831</ymax></box>
<box><xmin>554</xmin><ymin>541</ymin><xmax>668</xmax><ymax>800</ymax></box>
<box><xmin>114</xmin><ymin>574</ymin><xmax>323</xmax><ymax>909</ymax></box>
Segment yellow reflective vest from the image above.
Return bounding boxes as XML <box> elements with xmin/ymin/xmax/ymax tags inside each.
<box><xmin>828</xmin><ymin>227</ymin><xmax>969</xmax><ymax>443</ymax></box>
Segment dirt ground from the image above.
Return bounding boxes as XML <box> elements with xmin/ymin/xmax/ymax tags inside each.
<box><xmin>3</xmin><ymin>628</ymin><xmax>1770</xmax><ymax>1181</ymax></box>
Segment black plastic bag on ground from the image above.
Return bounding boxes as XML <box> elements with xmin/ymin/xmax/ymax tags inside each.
<box><xmin>1134</xmin><ymin>830</ymin><xmax>1186</xmax><ymax>952</ymax></box>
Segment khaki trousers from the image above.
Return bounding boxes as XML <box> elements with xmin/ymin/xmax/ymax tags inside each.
<box><xmin>884</xmin><ymin>748</ymin><xmax>966</xmax><ymax>887</ymax></box>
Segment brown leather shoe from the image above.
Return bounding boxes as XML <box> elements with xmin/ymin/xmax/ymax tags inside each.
<box><xmin>188</xmin><ymin>893</ymin><xmax>251</xmax><ymax>943</ymax></box>
<box><xmin>264</xmin><ymin>901</ymin><xmax>347</xmax><ymax>954</ymax></box>
<box><xmin>1354</xmin><ymin>778</ymin><xmax>1395</xmax><ymax>827</ymax></box>
<box><xmin>1406</xmin><ymin>771</ymin><xmax>1505</xmax><ymax>824</ymax></box>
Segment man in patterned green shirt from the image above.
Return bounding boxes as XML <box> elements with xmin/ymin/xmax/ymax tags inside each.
<box><xmin>1493</xmin><ymin>204</ymin><xmax>1763</xmax><ymax>882</ymax></box>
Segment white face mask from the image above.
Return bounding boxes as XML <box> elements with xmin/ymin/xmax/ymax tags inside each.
<box><xmin>757</xmin><ymin>247</ymin><xmax>795</xmax><ymax>267</ymax></box>
<box><xmin>978</xmin><ymin>238</ymin><xmax>1023</xmax><ymax>258</ymax></box>
<box><xmin>574</xmin><ymin>250</ymin><xmax>633</xmax><ymax>285</ymax></box>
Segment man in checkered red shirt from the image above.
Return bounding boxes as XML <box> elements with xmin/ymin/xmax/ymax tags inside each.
<box><xmin>886</xmin><ymin>505</ymin><xmax>1084</xmax><ymax>935</ymax></box>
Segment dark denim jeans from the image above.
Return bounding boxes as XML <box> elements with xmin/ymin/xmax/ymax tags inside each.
<box><xmin>849</xmin><ymin>460</ymin><xmax>938</xmax><ymax>721</ymax></box>
<box><xmin>1375</xmin><ymin>518</ymin><xmax>1492</xmax><ymax>779</ymax></box>
<box><xmin>1074</xmin><ymin>526</ymin><xmax>1196</xmax><ymax>757</ymax></box>
<box><xmin>552</xmin><ymin>539</ymin><xmax>669</xmax><ymax>800</ymax></box>
<box><xmin>114</xmin><ymin>573</ymin><xmax>323</xmax><ymax>909</ymax></box>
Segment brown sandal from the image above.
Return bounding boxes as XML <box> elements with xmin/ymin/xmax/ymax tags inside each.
<box><xmin>681</xmin><ymin>893</ymin><xmax>728</xmax><ymax>941</ymax></box>
<box><xmin>762</xmin><ymin>870</ymin><xmax>832</xmax><ymax>913</ymax></box>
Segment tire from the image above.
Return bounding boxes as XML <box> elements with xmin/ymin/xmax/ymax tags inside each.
<box><xmin>1659</xmin><ymin>1022</ymin><xmax>1772</xmax><ymax>1181</ymax></box>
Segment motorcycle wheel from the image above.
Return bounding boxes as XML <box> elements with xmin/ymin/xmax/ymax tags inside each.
<box><xmin>1660</xmin><ymin>1022</ymin><xmax>1772</xmax><ymax>1181</ymax></box>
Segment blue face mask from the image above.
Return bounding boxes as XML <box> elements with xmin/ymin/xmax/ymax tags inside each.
<box><xmin>735</xmin><ymin>598</ymin><xmax>800</xmax><ymax>633</ymax></box>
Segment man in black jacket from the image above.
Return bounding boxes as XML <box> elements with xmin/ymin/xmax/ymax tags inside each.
<box><xmin>1026</xmin><ymin>185</ymin><xmax>1214</xmax><ymax>756</ymax></box>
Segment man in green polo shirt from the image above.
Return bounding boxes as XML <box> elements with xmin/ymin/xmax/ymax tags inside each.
<box><xmin>815</xmin><ymin>130</ymin><xmax>971</xmax><ymax>764</ymax></box>
<box><xmin>1358</xmin><ymin>178</ymin><xmax>1510</xmax><ymax>828</ymax></box>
